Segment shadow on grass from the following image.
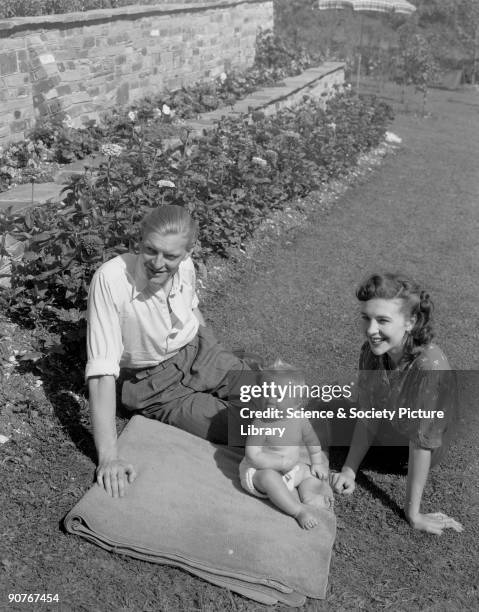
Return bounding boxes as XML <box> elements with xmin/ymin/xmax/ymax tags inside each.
<box><xmin>16</xmin><ymin>333</ymin><xmax>97</xmax><ymax>464</ymax></box>
<box><xmin>329</xmin><ymin>444</ymin><xmax>408</xmax><ymax>521</ymax></box>
<box><xmin>47</xmin><ymin>382</ymin><xmax>97</xmax><ymax>464</ymax></box>
<box><xmin>356</xmin><ymin>469</ymin><xmax>405</xmax><ymax>519</ymax></box>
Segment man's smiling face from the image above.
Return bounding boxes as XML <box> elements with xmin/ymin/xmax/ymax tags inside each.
<box><xmin>140</xmin><ymin>230</ymin><xmax>190</xmax><ymax>287</ymax></box>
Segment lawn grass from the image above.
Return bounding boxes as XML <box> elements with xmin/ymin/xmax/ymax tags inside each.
<box><xmin>1</xmin><ymin>85</ymin><xmax>478</xmax><ymax>611</ymax></box>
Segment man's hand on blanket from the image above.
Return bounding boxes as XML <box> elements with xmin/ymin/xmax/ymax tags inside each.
<box><xmin>96</xmin><ymin>458</ymin><xmax>137</xmax><ymax>498</ymax></box>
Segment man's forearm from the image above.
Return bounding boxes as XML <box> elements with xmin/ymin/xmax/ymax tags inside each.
<box><xmin>88</xmin><ymin>375</ymin><xmax>118</xmax><ymax>463</ymax></box>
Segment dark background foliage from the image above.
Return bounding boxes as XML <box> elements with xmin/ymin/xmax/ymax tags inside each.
<box><xmin>275</xmin><ymin>0</ymin><xmax>479</xmax><ymax>82</ymax></box>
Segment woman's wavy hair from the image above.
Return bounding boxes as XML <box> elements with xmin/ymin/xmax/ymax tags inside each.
<box><xmin>140</xmin><ymin>205</ymin><xmax>198</xmax><ymax>250</ymax></box>
<box><xmin>356</xmin><ymin>272</ymin><xmax>434</xmax><ymax>359</ymax></box>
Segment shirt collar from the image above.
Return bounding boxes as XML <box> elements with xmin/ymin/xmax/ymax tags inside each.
<box><xmin>379</xmin><ymin>352</ymin><xmax>411</xmax><ymax>374</ymax></box>
<box><xmin>131</xmin><ymin>255</ymin><xmax>181</xmax><ymax>300</ymax></box>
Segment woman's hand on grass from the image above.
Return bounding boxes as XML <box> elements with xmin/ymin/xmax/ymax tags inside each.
<box><xmin>96</xmin><ymin>458</ymin><xmax>137</xmax><ymax>498</ymax></box>
<box><xmin>330</xmin><ymin>467</ymin><xmax>356</xmax><ymax>495</ymax></box>
<box><xmin>407</xmin><ymin>512</ymin><xmax>463</xmax><ymax>535</ymax></box>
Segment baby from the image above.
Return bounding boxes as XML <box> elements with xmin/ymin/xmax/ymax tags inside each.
<box><xmin>239</xmin><ymin>359</ymin><xmax>333</xmax><ymax>529</ymax></box>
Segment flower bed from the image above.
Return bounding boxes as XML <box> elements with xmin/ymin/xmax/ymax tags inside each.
<box><xmin>0</xmin><ymin>30</ymin><xmax>319</xmax><ymax>195</ymax></box>
<box><xmin>0</xmin><ymin>90</ymin><xmax>393</xmax><ymax>384</ymax></box>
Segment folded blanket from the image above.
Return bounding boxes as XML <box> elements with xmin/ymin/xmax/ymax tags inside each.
<box><xmin>64</xmin><ymin>415</ymin><xmax>336</xmax><ymax>605</ymax></box>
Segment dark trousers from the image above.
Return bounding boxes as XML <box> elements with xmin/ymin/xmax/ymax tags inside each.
<box><xmin>120</xmin><ymin>326</ymin><xmax>252</xmax><ymax>444</ymax></box>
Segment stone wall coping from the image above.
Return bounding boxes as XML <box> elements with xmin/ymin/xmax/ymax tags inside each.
<box><xmin>0</xmin><ymin>0</ymin><xmax>271</xmax><ymax>34</ymax></box>
<box><xmin>237</xmin><ymin>62</ymin><xmax>345</xmax><ymax>109</ymax></box>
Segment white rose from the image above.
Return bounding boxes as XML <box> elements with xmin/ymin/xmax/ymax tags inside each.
<box><xmin>157</xmin><ymin>179</ymin><xmax>176</xmax><ymax>188</ymax></box>
<box><xmin>252</xmin><ymin>156</ymin><xmax>267</xmax><ymax>168</ymax></box>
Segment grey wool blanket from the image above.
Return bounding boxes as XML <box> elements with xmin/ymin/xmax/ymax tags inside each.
<box><xmin>64</xmin><ymin>415</ymin><xmax>336</xmax><ymax>606</ymax></box>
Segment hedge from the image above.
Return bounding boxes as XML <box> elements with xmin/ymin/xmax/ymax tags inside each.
<box><xmin>0</xmin><ymin>0</ymin><xmax>181</xmax><ymax>19</ymax></box>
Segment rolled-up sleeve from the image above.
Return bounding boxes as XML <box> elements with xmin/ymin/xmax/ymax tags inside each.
<box><xmin>85</xmin><ymin>268</ymin><xmax>124</xmax><ymax>380</ymax></box>
<box><xmin>182</xmin><ymin>257</ymin><xmax>199</xmax><ymax>308</ymax></box>
<box><xmin>192</xmin><ymin>289</ymin><xmax>199</xmax><ymax>309</ymax></box>
<box><xmin>413</xmin><ymin>361</ymin><xmax>457</xmax><ymax>450</ymax></box>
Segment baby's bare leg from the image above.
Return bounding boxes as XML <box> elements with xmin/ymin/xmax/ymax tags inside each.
<box><xmin>253</xmin><ymin>469</ymin><xmax>321</xmax><ymax>529</ymax></box>
<box><xmin>298</xmin><ymin>477</ymin><xmax>334</xmax><ymax>511</ymax></box>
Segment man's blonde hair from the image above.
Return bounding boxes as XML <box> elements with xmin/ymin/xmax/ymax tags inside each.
<box><xmin>141</xmin><ymin>205</ymin><xmax>198</xmax><ymax>250</ymax></box>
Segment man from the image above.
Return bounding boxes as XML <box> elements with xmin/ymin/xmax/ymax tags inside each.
<box><xmin>86</xmin><ymin>205</ymin><xmax>251</xmax><ymax>498</ymax></box>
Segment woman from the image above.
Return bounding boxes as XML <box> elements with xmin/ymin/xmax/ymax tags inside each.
<box><xmin>331</xmin><ymin>272</ymin><xmax>463</xmax><ymax>535</ymax></box>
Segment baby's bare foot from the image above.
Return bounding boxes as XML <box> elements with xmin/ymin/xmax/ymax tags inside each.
<box><xmin>295</xmin><ymin>506</ymin><xmax>320</xmax><ymax>530</ymax></box>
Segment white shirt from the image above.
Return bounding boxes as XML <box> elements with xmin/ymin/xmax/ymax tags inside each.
<box><xmin>85</xmin><ymin>253</ymin><xmax>200</xmax><ymax>379</ymax></box>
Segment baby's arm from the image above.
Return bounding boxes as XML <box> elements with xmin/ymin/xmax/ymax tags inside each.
<box><xmin>302</xmin><ymin>420</ymin><xmax>329</xmax><ymax>479</ymax></box>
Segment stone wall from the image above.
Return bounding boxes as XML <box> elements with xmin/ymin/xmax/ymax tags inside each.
<box><xmin>0</xmin><ymin>1</ymin><xmax>273</xmax><ymax>146</ymax></box>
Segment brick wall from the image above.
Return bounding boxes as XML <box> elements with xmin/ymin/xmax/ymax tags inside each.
<box><xmin>0</xmin><ymin>1</ymin><xmax>273</xmax><ymax>146</ymax></box>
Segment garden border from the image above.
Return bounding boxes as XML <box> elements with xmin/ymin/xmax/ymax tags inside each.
<box><xmin>0</xmin><ymin>62</ymin><xmax>345</xmax><ymax>213</ymax></box>
<box><xmin>0</xmin><ymin>61</ymin><xmax>344</xmax><ymax>286</ymax></box>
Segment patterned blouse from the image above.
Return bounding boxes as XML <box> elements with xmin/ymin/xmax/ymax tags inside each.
<box><xmin>358</xmin><ymin>342</ymin><xmax>458</xmax><ymax>449</ymax></box>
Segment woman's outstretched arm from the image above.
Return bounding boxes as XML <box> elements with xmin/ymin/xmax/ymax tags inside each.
<box><xmin>405</xmin><ymin>442</ymin><xmax>463</xmax><ymax>534</ymax></box>
<box><xmin>331</xmin><ymin>418</ymin><xmax>378</xmax><ymax>494</ymax></box>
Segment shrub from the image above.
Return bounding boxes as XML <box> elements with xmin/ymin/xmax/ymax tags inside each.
<box><xmin>1</xmin><ymin>1</ymin><xmax>144</xmax><ymax>18</ymax></box>
<box><xmin>0</xmin><ymin>1</ymin><xmax>216</xmax><ymax>19</ymax></box>
<box><xmin>0</xmin><ymin>90</ymin><xmax>393</xmax><ymax>364</ymax></box>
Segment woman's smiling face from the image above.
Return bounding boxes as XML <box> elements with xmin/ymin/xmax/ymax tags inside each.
<box><xmin>360</xmin><ymin>298</ymin><xmax>415</xmax><ymax>363</ymax></box>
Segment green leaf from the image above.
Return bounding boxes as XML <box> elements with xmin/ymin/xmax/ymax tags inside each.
<box><xmin>18</xmin><ymin>351</ymin><xmax>43</xmax><ymax>362</ymax></box>
<box><xmin>30</xmin><ymin>232</ymin><xmax>53</xmax><ymax>243</ymax></box>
